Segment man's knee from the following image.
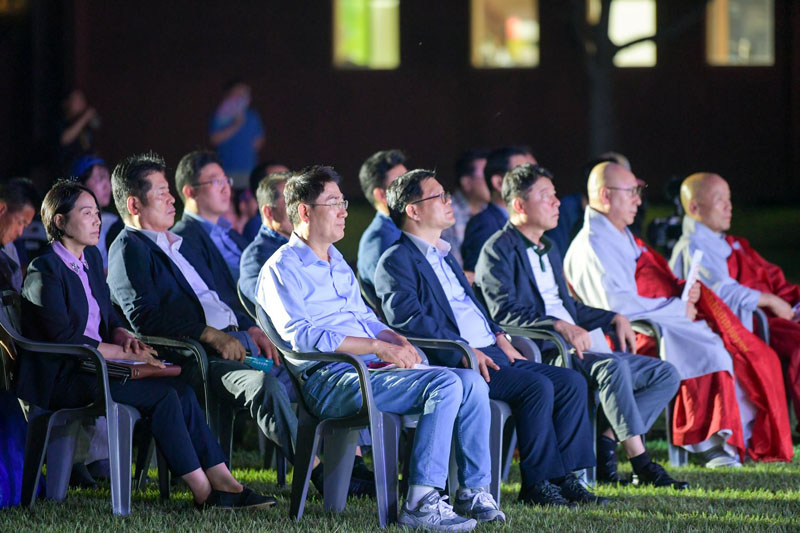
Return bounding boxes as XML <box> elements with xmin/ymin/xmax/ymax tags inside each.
<box><xmin>426</xmin><ymin>370</ymin><xmax>464</xmax><ymax>408</ymax></box>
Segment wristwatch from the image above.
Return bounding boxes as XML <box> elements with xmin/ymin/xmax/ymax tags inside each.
<box><xmin>495</xmin><ymin>331</ymin><xmax>512</xmax><ymax>343</ymax></box>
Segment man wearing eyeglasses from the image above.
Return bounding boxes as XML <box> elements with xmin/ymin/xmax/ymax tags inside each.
<box><xmin>374</xmin><ymin>169</ymin><xmax>605</xmax><ymax>508</ymax></box>
<box><xmin>461</xmin><ymin>146</ymin><xmax>536</xmax><ymax>276</ymax></box>
<box><xmin>564</xmin><ymin>162</ymin><xmax>749</xmax><ymax>468</ymax></box>
<box><xmin>259</xmin><ymin>166</ymin><xmax>504</xmax><ymax>529</ymax></box>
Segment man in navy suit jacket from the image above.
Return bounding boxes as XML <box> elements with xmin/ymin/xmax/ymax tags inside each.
<box><xmin>107</xmin><ymin>152</ymin><xmax>296</xmax><ymax>462</ymax></box>
<box><xmin>375</xmin><ymin>169</ymin><xmax>604</xmax><ymax>508</ymax></box>
<box><xmin>239</xmin><ymin>172</ymin><xmax>292</xmax><ymax>309</ymax></box>
<box><xmin>356</xmin><ymin>149</ymin><xmax>406</xmax><ymax>307</ymax></box>
<box><xmin>474</xmin><ymin>163</ymin><xmax>686</xmax><ymax>489</ymax></box>
<box><xmin>461</xmin><ymin>146</ymin><xmax>537</xmax><ymax>273</ymax></box>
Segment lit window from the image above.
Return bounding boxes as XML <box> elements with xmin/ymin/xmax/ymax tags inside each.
<box><xmin>586</xmin><ymin>0</ymin><xmax>656</xmax><ymax>67</ymax></box>
<box><xmin>333</xmin><ymin>0</ymin><xmax>400</xmax><ymax>69</ymax></box>
<box><xmin>707</xmin><ymin>0</ymin><xmax>773</xmax><ymax>66</ymax></box>
<box><xmin>471</xmin><ymin>0</ymin><xmax>539</xmax><ymax>68</ymax></box>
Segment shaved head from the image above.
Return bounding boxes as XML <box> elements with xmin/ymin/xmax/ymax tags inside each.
<box><xmin>681</xmin><ymin>172</ymin><xmax>732</xmax><ymax>233</ymax></box>
<box><xmin>587</xmin><ymin>162</ymin><xmax>642</xmax><ymax>230</ymax></box>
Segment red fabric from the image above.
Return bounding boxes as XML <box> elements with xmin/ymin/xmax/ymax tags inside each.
<box><xmin>726</xmin><ymin>234</ymin><xmax>800</xmax><ymax>428</ymax></box>
<box><xmin>633</xmin><ymin>237</ymin><xmax>792</xmax><ymax>462</ymax></box>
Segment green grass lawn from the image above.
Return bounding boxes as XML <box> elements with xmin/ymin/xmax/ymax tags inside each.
<box><xmin>3</xmin><ymin>441</ymin><xmax>799</xmax><ymax>532</ymax></box>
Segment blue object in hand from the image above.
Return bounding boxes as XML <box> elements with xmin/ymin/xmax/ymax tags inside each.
<box><xmin>244</xmin><ymin>355</ymin><xmax>274</xmax><ymax>373</ymax></box>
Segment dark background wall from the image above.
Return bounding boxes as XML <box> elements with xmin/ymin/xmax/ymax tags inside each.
<box><xmin>1</xmin><ymin>0</ymin><xmax>798</xmax><ymax>204</ymax></box>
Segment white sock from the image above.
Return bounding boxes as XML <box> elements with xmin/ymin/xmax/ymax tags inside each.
<box><xmin>407</xmin><ymin>484</ymin><xmax>436</xmax><ymax>508</ymax></box>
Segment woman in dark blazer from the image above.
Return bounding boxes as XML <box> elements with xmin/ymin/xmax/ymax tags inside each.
<box><xmin>19</xmin><ymin>180</ymin><xmax>274</xmax><ymax>510</ymax></box>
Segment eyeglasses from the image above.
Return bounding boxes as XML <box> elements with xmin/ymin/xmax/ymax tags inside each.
<box><xmin>606</xmin><ymin>184</ymin><xmax>647</xmax><ymax>197</ymax></box>
<box><xmin>195</xmin><ymin>176</ymin><xmax>233</xmax><ymax>189</ymax></box>
<box><xmin>309</xmin><ymin>199</ymin><xmax>349</xmax><ymax>210</ymax></box>
<box><xmin>409</xmin><ymin>191</ymin><xmax>452</xmax><ymax>205</ymax></box>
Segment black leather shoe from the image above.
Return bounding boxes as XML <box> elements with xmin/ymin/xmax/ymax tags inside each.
<box><xmin>195</xmin><ymin>485</ymin><xmax>277</xmax><ymax>511</ymax></box>
<box><xmin>69</xmin><ymin>463</ymin><xmax>98</xmax><ymax>489</ymax></box>
<box><xmin>311</xmin><ymin>459</ymin><xmax>377</xmax><ymax>498</ymax></box>
<box><xmin>518</xmin><ymin>480</ymin><xmax>576</xmax><ymax>508</ymax></box>
<box><xmin>558</xmin><ymin>473</ymin><xmax>610</xmax><ymax>506</ymax></box>
<box><xmin>596</xmin><ymin>437</ymin><xmax>629</xmax><ymax>485</ymax></box>
<box><xmin>633</xmin><ymin>460</ymin><xmax>689</xmax><ymax>490</ymax></box>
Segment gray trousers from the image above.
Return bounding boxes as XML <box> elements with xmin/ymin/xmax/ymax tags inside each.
<box><xmin>182</xmin><ymin>356</ymin><xmax>298</xmax><ymax>463</ymax></box>
<box><xmin>549</xmin><ymin>351</ymin><xmax>680</xmax><ymax>442</ymax></box>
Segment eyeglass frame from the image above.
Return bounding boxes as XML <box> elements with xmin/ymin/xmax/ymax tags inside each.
<box><xmin>605</xmin><ymin>184</ymin><xmax>647</xmax><ymax>197</ymax></box>
<box><xmin>308</xmin><ymin>199</ymin><xmax>349</xmax><ymax>210</ymax></box>
<box><xmin>408</xmin><ymin>191</ymin><xmax>452</xmax><ymax>205</ymax></box>
<box><xmin>194</xmin><ymin>176</ymin><xmax>234</xmax><ymax>189</ymax></box>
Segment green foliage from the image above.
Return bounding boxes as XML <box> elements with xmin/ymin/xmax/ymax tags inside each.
<box><xmin>2</xmin><ymin>443</ymin><xmax>799</xmax><ymax>532</ymax></box>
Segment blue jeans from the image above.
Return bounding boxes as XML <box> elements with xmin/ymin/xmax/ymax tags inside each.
<box><xmin>303</xmin><ymin>361</ymin><xmax>491</xmax><ymax>490</ymax></box>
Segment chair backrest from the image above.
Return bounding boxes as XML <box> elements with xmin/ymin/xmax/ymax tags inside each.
<box><xmin>356</xmin><ymin>272</ymin><xmax>385</xmax><ymax>321</ymax></box>
<box><xmin>237</xmin><ymin>281</ymin><xmax>258</xmax><ymax>321</ymax></box>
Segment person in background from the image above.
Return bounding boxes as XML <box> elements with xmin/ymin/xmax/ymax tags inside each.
<box><xmin>58</xmin><ymin>89</ymin><xmax>100</xmax><ymax>170</ymax></box>
<box><xmin>441</xmin><ymin>149</ymin><xmax>490</xmax><ymax>267</ymax></box>
<box><xmin>209</xmin><ymin>80</ymin><xmax>265</xmax><ymax>188</ymax></box>
<box><xmin>242</xmin><ymin>160</ymin><xmax>289</xmax><ymax>242</ymax></box>
<box><xmin>71</xmin><ymin>155</ymin><xmax>120</xmax><ymax>270</ymax></box>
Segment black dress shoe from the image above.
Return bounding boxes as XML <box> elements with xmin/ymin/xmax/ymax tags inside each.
<box><xmin>311</xmin><ymin>459</ymin><xmax>377</xmax><ymax>498</ymax></box>
<box><xmin>69</xmin><ymin>463</ymin><xmax>98</xmax><ymax>489</ymax></box>
<box><xmin>632</xmin><ymin>461</ymin><xmax>689</xmax><ymax>490</ymax></box>
<box><xmin>195</xmin><ymin>485</ymin><xmax>277</xmax><ymax>511</ymax></box>
<box><xmin>518</xmin><ymin>480</ymin><xmax>576</xmax><ymax>508</ymax></box>
<box><xmin>596</xmin><ymin>437</ymin><xmax>630</xmax><ymax>485</ymax></box>
<box><xmin>558</xmin><ymin>473</ymin><xmax>610</xmax><ymax>506</ymax></box>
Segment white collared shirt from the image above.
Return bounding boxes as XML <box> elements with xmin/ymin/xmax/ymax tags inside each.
<box><xmin>130</xmin><ymin>226</ymin><xmax>237</xmax><ymax>330</ymax></box>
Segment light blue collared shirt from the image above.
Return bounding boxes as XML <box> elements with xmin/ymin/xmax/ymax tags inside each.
<box><xmin>404</xmin><ymin>232</ymin><xmax>496</xmax><ymax>348</ymax></box>
<box><xmin>257</xmin><ymin>233</ymin><xmax>388</xmax><ymax>372</ymax></box>
<box><xmin>184</xmin><ymin>210</ymin><xmax>243</xmax><ymax>282</ymax></box>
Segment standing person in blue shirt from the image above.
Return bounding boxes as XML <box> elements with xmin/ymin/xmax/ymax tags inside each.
<box><xmin>209</xmin><ymin>80</ymin><xmax>265</xmax><ymax>188</ymax></box>
<box><xmin>258</xmin><ymin>165</ymin><xmax>505</xmax><ymax>530</ymax></box>
<box><xmin>356</xmin><ymin>149</ymin><xmax>407</xmax><ymax>307</ymax></box>
<box><xmin>461</xmin><ymin>146</ymin><xmax>536</xmax><ymax>274</ymax></box>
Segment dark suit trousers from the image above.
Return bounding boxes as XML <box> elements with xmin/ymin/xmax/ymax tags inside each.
<box><xmin>551</xmin><ymin>351</ymin><xmax>681</xmax><ymax>442</ymax></box>
<box><xmin>181</xmin><ymin>355</ymin><xmax>297</xmax><ymax>463</ymax></box>
<box><xmin>52</xmin><ymin>374</ymin><xmax>228</xmax><ymax>477</ymax></box>
<box><xmin>482</xmin><ymin>346</ymin><xmax>595</xmax><ymax>485</ymax></box>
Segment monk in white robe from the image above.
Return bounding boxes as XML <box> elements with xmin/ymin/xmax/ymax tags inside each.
<box><xmin>671</xmin><ymin>172</ymin><xmax>800</xmax><ymax>434</ymax></box>
<box><xmin>564</xmin><ymin>162</ymin><xmax>750</xmax><ymax>467</ymax></box>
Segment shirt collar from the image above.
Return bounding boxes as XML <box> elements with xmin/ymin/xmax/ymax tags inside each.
<box><xmin>288</xmin><ymin>232</ymin><xmax>343</xmax><ymax>267</ymax></box>
<box><xmin>512</xmin><ymin>226</ymin><xmax>553</xmax><ymax>270</ymax></box>
<box><xmin>404</xmin><ymin>231</ymin><xmax>451</xmax><ymax>259</ymax></box>
<box><xmin>52</xmin><ymin>241</ymin><xmax>89</xmax><ymax>272</ymax></box>
<box><xmin>261</xmin><ymin>224</ymin><xmax>289</xmax><ymax>243</ymax></box>
<box><xmin>184</xmin><ymin>209</ymin><xmax>232</xmax><ymax>233</ymax></box>
<box><xmin>128</xmin><ymin>225</ymin><xmax>183</xmax><ymax>249</ymax></box>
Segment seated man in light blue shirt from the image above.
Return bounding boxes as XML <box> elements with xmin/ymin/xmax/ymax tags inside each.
<box><xmin>239</xmin><ymin>172</ymin><xmax>292</xmax><ymax>309</ymax></box>
<box><xmin>257</xmin><ymin>165</ymin><xmax>504</xmax><ymax>530</ymax></box>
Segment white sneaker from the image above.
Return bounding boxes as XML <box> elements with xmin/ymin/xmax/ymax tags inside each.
<box><xmin>399</xmin><ymin>490</ymin><xmax>477</xmax><ymax>531</ymax></box>
<box><xmin>453</xmin><ymin>488</ymin><xmax>506</xmax><ymax>522</ymax></box>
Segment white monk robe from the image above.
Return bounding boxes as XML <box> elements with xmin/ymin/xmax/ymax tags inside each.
<box><xmin>670</xmin><ymin>216</ymin><xmax>761</xmax><ymax>332</ymax></box>
<box><xmin>564</xmin><ymin>207</ymin><xmax>750</xmax><ymax>453</ymax></box>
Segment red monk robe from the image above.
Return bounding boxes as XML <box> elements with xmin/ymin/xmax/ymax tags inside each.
<box><xmin>726</xmin><ymin>234</ymin><xmax>800</xmax><ymax>430</ymax></box>
<box><xmin>634</xmin><ymin>237</ymin><xmax>792</xmax><ymax>462</ymax></box>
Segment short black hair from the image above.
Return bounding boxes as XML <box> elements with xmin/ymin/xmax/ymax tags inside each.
<box><xmin>0</xmin><ymin>177</ymin><xmax>39</xmax><ymax>214</ymax></box>
<box><xmin>358</xmin><ymin>149</ymin><xmax>406</xmax><ymax>207</ymax></box>
<box><xmin>249</xmin><ymin>160</ymin><xmax>287</xmax><ymax>194</ymax></box>
<box><xmin>41</xmin><ymin>179</ymin><xmax>99</xmax><ymax>243</ymax></box>
<box><xmin>256</xmin><ymin>171</ymin><xmax>292</xmax><ymax>210</ymax></box>
<box><xmin>484</xmin><ymin>146</ymin><xmax>533</xmax><ymax>190</ymax></box>
<box><xmin>111</xmin><ymin>151</ymin><xmax>166</xmax><ymax>221</ymax></box>
<box><xmin>175</xmin><ymin>150</ymin><xmax>221</xmax><ymax>202</ymax></box>
<box><xmin>454</xmin><ymin>148</ymin><xmax>489</xmax><ymax>188</ymax></box>
<box><xmin>285</xmin><ymin>165</ymin><xmax>341</xmax><ymax>227</ymax></box>
<box><xmin>387</xmin><ymin>169</ymin><xmax>436</xmax><ymax>228</ymax></box>
<box><xmin>501</xmin><ymin>164</ymin><xmax>554</xmax><ymax>206</ymax></box>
